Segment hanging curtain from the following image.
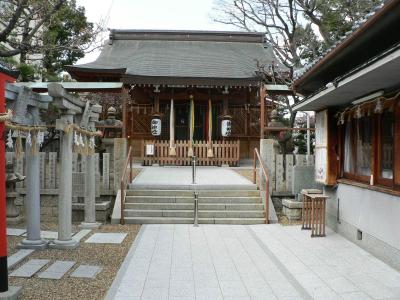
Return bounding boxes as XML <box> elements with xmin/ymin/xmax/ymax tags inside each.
<box><xmin>207</xmin><ymin>99</ymin><xmax>214</xmax><ymax>158</ymax></box>
<box><xmin>188</xmin><ymin>96</ymin><xmax>195</xmax><ymax>157</ymax></box>
<box><xmin>169</xmin><ymin>98</ymin><xmax>176</xmax><ymax>156</ymax></box>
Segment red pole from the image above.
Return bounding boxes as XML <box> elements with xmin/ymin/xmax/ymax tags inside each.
<box><xmin>0</xmin><ymin>72</ymin><xmax>9</xmax><ymax>292</ymax></box>
<box><xmin>0</xmin><ymin>71</ymin><xmax>15</xmax><ymax>293</ymax></box>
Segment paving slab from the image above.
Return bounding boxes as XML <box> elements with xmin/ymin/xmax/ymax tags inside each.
<box><xmin>70</xmin><ymin>265</ymin><xmax>102</xmax><ymax>278</ymax></box>
<box><xmin>72</xmin><ymin>229</ymin><xmax>92</xmax><ymax>242</ymax></box>
<box><xmin>10</xmin><ymin>259</ymin><xmax>49</xmax><ymax>278</ymax></box>
<box><xmin>21</xmin><ymin>230</ymin><xmax>59</xmax><ymax>240</ymax></box>
<box><xmin>38</xmin><ymin>261</ymin><xmax>76</xmax><ymax>280</ymax></box>
<box><xmin>6</xmin><ymin>228</ymin><xmax>26</xmax><ymax>236</ymax></box>
<box><xmin>131</xmin><ymin>166</ymin><xmax>255</xmax><ymax>189</ymax></box>
<box><xmin>84</xmin><ymin>233</ymin><xmax>127</xmax><ymax>244</ymax></box>
<box><xmin>105</xmin><ymin>224</ymin><xmax>400</xmax><ymax>300</ymax></box>
<box><xmin>7</xmin><ymin>249</ymin><xmax>35</xmax><ymax>269</ymax></box>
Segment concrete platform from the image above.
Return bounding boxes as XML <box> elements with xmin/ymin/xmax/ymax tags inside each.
<box><xmin>130</xmin><ymin>166</ymin><xmax>256</xmax><ymax>190</ymax></box>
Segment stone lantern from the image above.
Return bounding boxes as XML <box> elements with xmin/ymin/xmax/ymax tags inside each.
<box><xmin>6</xmin><ymin>161</ymin><xmax>25</xmax><ymax>224</ymax></box>
<box><xmin>267</xmin><ymin>109</ymin><xmax>286</xmax><ymax>142</ymax></box>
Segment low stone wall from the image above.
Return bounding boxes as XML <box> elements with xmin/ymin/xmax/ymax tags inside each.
<box><xmin>14</xmin><ymin>192</ymin><xmax>112</xmax><ymax>223</ymax></box>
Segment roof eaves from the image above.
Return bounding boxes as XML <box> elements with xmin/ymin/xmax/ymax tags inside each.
<box><xmin>292</xmin><ymin>41</ymin><xmax>400</xmax><ymax>111</ymax></box>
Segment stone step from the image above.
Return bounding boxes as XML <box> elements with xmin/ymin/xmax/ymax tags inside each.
<box><xmin>124</xmin><ymin>203</ymin><xmax>265</xmax><ymax>211</ymax></box>
<box><xmin>123</xmin><ymin>217</ymin><xmax>266</xmax><ymax>225</ymax></box>
<box><xmin>124</xmin><ymin>209</ymin><xmax>265</xmax><ymax>218</ymax></box>
<box><xmin>125</xmin><ymin>196</ymin><xmax>261</xmax><ymax>204</ymax></box>
<box><xmin>126</xmin><ymin>189</ymin><xmax>260</xmax><ymax>197</ymax></box>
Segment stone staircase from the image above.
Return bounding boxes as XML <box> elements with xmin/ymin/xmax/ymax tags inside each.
<box><xmin>122</xmin><ymin>187</ymin><xmax>266</xmax><ymax>224</ymax></box>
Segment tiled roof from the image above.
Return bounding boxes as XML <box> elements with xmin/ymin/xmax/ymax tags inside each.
<box><xmin>67</xmin><ymin>30</ymin><xmax>280</xmax><ymax>85</ymax></box>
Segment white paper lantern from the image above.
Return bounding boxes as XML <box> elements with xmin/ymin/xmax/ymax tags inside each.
<box><xmin>221</xmin><ymin>119</ymin><xmax>232</xmax><ymax>137</ymax></box>
<box><xmin>151</xmin><ymin>118</ymin><xmax>161</xmax><ymax>136</ymax></box>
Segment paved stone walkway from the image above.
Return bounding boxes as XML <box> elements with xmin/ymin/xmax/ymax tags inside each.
<box><xmin>132</xmin><ymin>167</ymin><xmax>253</xmax><ymax>188</ymax></box>
<box><xmin>106</xmin><ymin>224</ymin><xmax>400</xmax><ymax>300</ymax></box>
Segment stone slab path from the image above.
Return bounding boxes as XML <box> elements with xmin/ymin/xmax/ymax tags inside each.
<box><xmin>85</xmin><ymin>233</ymin><xmax>127</xmax><ymax>244</ymax></box>
<box><xmin>6</xmin><ymin>228</ymin><xmax>26</xmax><ymax>236</ymax></box>
<box><xmin>106</xmin><ymin>224</ymin><xmax>400</xmax><ymax>300</ymax></box>
<box><xmin>38</xmin><ymin>260</ymin><xmax>76</xmax><ymax>280</ymax></box>
<box><xmin>10</xmin><ymin>259</ymin><xmax>49</xmax><ymax>278</ymax></box>
<box><xmin>7</xmin><ymin>249</ymin><xmax>35</xmax><ymax>269</ymax></box>
<box><xmin>70</xmin><ymin>265</ymin><xmax>103</xmax><ymax>278</ymax></box>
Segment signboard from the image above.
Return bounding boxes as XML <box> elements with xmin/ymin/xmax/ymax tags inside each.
<box><xmin>146</xmin><ymin>144</ymin><xmax>154</xmax><ymax>156</ymax></box>
<box><xmin>315</xmin><ymin>110</ymin><xmax>328</xmax><ymax>184</ymax></box>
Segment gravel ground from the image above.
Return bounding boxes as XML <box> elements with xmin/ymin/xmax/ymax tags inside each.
<box><xmin>6</xmin><ymin>168</ymin><xmax>143</xmax><ymax>300</ymax></box>
<box><xmin>7</xmin><ymin>223</ymin><xmax>140</xmax><ymax>300</ymax></box>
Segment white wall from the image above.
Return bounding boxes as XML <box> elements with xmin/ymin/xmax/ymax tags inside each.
<box><xmin>325</xmin><ymin>183</ymin><xmax>400</xmax><ymax>251</ymax></box>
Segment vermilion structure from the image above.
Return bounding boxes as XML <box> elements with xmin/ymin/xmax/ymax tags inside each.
<box><xmin>0</xmin><ymin>66</ymin><xmax>18</xmax><ymax>293</ymax></box>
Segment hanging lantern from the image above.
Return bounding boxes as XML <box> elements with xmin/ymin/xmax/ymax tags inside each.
<box><xmin>221</xmin><ymin>117</ymin><xmax>232</xmax><ymax>137</ymax></box>
<box><xmin>151</xmin><ymin>115</ymin><xmax>161</xmax><ymax>136</ymax></box>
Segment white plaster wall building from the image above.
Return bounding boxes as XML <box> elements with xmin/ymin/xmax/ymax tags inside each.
<box><xmin>292</xmin><ymin>0</ymin><xmax>400</xmax><ymax>270</ymax></box>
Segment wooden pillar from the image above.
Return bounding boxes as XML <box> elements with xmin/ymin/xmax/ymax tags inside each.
<box><xmin>154</xmin><ymin>85</ymin><xmax>160</xmax><ymax>114</ymax></box>
<box><xmin>222</xmin><ymin>86</ymin><xmax>229</xmax><ymax>116</ymax></box>
<box><xmin>260</xmin><ymin>84</ymin><xmax>266</xmax><ymax>139</ymax></box>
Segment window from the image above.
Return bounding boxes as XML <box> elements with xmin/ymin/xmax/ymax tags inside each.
<box><xmin>378</xmin><ymin>109</ymin><xmax>394</xmax><ymax>182</ymax></box>
<box><xmin>343</xmin><ymin>120</ymin><xmax>355</xmax><ymax>175</ymax></box>
<box><xmin>356</xmin><ymin>116</ymin><xmax>373</xmax><ymax>177</ymax></box>
<box><xmin>340</xmin><ymin>99</ymin><xmax>399</xmax><ymax>189</ymax></box>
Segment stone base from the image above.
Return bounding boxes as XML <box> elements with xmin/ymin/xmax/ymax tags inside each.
<box><xmin>17</xmin><ymin>238</ymin><xmax>49</xmax><ymax>250</ymax></box>
<box><xmin>79</xmin><ymin>222</ymin><xmax>101</xmax><ymax>229</ymax></box>
<box><xmin>0</xmin><ymin>286</ymin><xmax>22</xmax><ymax>300</ymax></box>
<box><xmin>282</xmin><ymin>199</ymin><xmax>302</xmax><ymax>221</ymax></box>
<box><xmin>49</xmin><ymin>238</ymin><xmax>79</xmax><ymax>250</ymax></box>
<box><xmin>6</xmin><ymin>216</ymin><xmax>22</xmax><ymax>225</ymax></box>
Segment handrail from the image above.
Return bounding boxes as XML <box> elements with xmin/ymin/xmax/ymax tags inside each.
<box><xmin>120</xmin><ymin>146</ymin><xmax>133</xmax><ymax>225</ymax></box>
<box><xmin>253</xmin><ymin>148</ymin><xmax>270</xmax><ymax>224</ymax></box>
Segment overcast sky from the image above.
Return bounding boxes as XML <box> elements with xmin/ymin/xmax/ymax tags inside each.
<box><xmin>76</xmin><ymin>0</ymin><xmax>236</xmax><ymax>64</ymax></box>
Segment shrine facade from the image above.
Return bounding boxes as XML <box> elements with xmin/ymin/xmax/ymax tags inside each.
<box><xmin>67</xmin><ymin>30</ymin><xmax>280</xmax><ymax>165</ymax></box>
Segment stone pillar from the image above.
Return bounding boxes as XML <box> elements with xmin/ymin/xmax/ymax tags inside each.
<box><xmin>51</xmin><ymin>112</ymin><xmax>79</xmax><ymax>249</ymax></box>
<box><xmin>18</xmin><ymin>141</ymin><xmax>48</xmax><ymax>249</ymax></box>
<box><xmin>113</xmin><ymin>138</ymin><xmax>127</xmax><ymax>192</ymax></box>
<box><xmin>80</xmin><ymin>122</ymin><xmax>101</xmax><ymax>229</ymax></box>
<box><xmin>260</xmin><ymin>139</ymin><xmax>279</xmax><ymax>192</ymax></box>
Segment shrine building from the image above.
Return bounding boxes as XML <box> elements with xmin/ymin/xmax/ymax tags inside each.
<box><xmin>67</xmin><ymin>30</ymin><xmax>281</xmax><ymax>166</ymax></box>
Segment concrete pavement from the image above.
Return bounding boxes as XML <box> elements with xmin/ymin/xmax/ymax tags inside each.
<box><xmin>106</xmin><ymin>224</ymin><xmax>400</xmax><ymax>300</ymax></box>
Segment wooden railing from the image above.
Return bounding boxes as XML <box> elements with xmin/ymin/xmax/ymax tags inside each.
<box><xmin>253</xmin><ymin>148</ymin><xmax>269</xmax><ymax>224</ymax></box>
<box><xmin>120</xmin><ymin>146</ymin><xmax>133</xmax><ymax>225</ymax></box>
<box><xmin>141</xmin><ymin>140</ymin><xmax>240</xmax><ymax>166</ymax></box>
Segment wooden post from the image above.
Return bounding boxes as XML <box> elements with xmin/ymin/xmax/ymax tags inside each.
<box><xmin>260</xmin><ymin>84</ymin><xmax>266</xmax><ymax>139</ymax></box>
<box><xmin>222</xmin><ymin>86</ymin><xmax>229</xmax><ymax>116</ymax></box>
<box><xmin>154</xmin><ymin>85</ymin><xmax>160</xmax><ymax>114</ymax></box>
